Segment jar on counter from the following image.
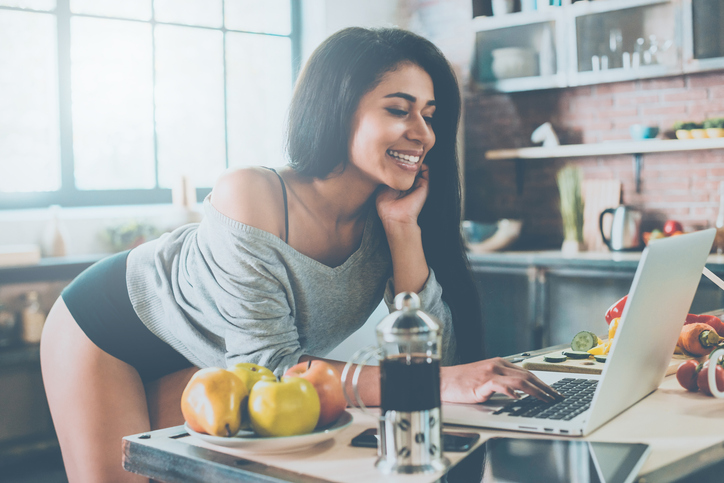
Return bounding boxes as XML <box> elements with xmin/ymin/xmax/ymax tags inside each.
<box><xmin>0</xmin><ymin>303</ymin><xmax>17</xmax><ymax>347</ymax></box>
<box><xmin>20</xmin><ymin>291</ymin><xmax>46</xmax><ymax>344</ymax></box>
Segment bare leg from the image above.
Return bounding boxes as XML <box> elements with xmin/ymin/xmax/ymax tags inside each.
<box><xmin>145</xmin><ymin>366</ymin><xmax>198</xmax><ymax>430</ymax></box>
<box><xmin>41</xmin><ymin>296</ymin><xmax>150</xmax><ymax>483</ymax></box>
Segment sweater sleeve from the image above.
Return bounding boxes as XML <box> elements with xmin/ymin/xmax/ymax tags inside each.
<box><xmin>192</xmin><ymin>207</ymin><xmax>305</xmax><ymax>376</ymax></box>
<box><xmin>383</xmin><ymin>268</ymin><xmax>459</xmax><ymax>366</ymax></box>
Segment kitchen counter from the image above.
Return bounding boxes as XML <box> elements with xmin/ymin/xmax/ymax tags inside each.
<box><xmin>468</xmin><ymin>250</ymin><xmax>724</xmax><ymax>357</ymax></box>
<box><xmin>469</xmin><ymin>250</ymin><xmax>724</xmax><ymax>272</ymax></box>
<box><xmin>122</xmin><ymin>359</ymin><xmax>724</xmax><ymax>483</ymax></box>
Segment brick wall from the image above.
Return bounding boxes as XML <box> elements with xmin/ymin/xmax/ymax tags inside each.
<box><xmin>464</xmin><ymin>73</ymin><xmax>724</xmax><ymax>249</ymax></box>
<box><xmin>399</xmin><ymin>0</ymin><xmax>724</xmax><ymax>250</ymax></box>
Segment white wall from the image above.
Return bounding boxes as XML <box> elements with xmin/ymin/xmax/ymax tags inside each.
<box><xmin>301</xmin><ymin>0</ymin><xmax>401</xmax><ymax>63</ymax></box>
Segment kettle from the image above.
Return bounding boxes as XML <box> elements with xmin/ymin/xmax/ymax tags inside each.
<box><xmin>599</xmin><ymin>206</ymin><xmax>643</xmax><ymax>251</ymax></box>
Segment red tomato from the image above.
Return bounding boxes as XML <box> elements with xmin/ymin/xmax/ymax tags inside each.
<box><xmin>604</xmin><ymin>295</ymin><xmax>627</xmax><ymax>325</ymax></box>
<box><xmin>676</xmin><ymin>360</ymin><xmax>700</xmax><ymax>392</ymax></box>
<box><xmin>663</xmin><ymin>220</ymin><xmax>683</xmax><ymax>236</ymax></box>
<box><xmin>697</xmin><ymin>360</ymin><xmax>724</xmax><ymax>396</ymax></box>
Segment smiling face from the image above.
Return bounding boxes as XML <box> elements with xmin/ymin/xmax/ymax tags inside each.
<box><xmin>347</xmin><ymin>62</ymin><xmax>436</xmax><ymax>191</ymax></box>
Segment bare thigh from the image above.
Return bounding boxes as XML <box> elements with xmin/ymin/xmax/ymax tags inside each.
<box><xmin>41</xmin><ymin>296</ymin><xmax>151</xmax><ymax>483</ymax></box>
<box><xmin>146</xmin><ymin>366</ymin><xmax>198</xmax><ymax>430</ymax></box>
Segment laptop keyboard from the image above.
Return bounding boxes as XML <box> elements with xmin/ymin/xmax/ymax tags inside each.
<box><xmin>493</xmin><ymin>378</ymin><xmax>598</xmax><ymax>421</ymax></box>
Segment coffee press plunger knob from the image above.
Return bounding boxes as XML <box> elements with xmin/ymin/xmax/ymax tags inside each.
<box><xmin>395</xmin><ymin>292</ymin><xmax>420</xmax><ymax>311</ymax></box>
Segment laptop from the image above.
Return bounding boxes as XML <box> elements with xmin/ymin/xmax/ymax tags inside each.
<box><xmin>443</xmin><ymin>228</ymin><xmax>716</xmax><ymax>436</ymax></box>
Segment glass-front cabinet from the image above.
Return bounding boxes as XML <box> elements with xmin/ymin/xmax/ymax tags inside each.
<box><xmin>684</xmin><ymin>0</ymin><xmax>724</xmax><ymax>72</ymax></box>
<box><xmin>568</xmin><ymin>0</ymin><xmax>681</xmax><ymax>85</ymax></box>
<box><xmin>472</xmin><ymin>0</ymin><xmax>723</xmax><ymax>92</ymax></box>
<box><xmin>473</xmin><ymin>11</ymin><xmax>566</xmax><ymax>92</ymax></box>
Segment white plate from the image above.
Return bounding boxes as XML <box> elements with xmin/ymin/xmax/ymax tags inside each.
<box><xmin>184</xmin><ymin>411</ymin><xmax>353</xmax><ymax>454</ymax></box>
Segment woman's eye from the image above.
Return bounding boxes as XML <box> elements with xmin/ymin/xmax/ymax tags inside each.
<box><xmin>386</xmin><ymin>108</ymin><xmax>408</xmax><ymax>117</ymax></box>
<box><xmin>423</xmin><ymin>116</ymin><xmax>434</xmax><ymax>124</ymax></box>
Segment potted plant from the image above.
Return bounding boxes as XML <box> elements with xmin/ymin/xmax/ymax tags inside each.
<box><xmin>673</xmin><ymin>121</ymin><xmax>699</xmax><ymax>140</ymax></box>
<box><xmin>690</xmin><ymin>122</ymin><xmax>707</xmax><ymax>139</ymax></box>
<box><xmin>557</xmin><ymin>165</ymin><xmax>585</xmax><ymax>255</ymax></box>
<box><xmin>704</xmin><ymin>118</ymin><xmax>724</xmax><ymax>138</ymax></box>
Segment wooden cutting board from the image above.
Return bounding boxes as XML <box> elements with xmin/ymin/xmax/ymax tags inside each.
<box><xmin>522</xmin><ymin>349</ymin><xmax>694</xmax><ymax>376</ymax></box>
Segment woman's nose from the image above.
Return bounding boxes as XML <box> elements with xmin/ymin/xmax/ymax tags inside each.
<box><xmin>406</xmin><ymin>115</ymin><xmax>434</xmax><ymax>145</ymax></box>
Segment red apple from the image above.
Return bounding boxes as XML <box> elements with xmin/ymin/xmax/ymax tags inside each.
<box><xmin>663</xmin><ymin>220</ymin><xmax>683</xmax><ymax>236</ymax></box>
<box><xmin>285</xmin><ymin>360</ymin><xmax>347</xmax><ymax>427</ymax></box>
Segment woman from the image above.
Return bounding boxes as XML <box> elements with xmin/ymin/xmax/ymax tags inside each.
<box><xmin>41</xmin><ymin>27</ymin><xmax>560</xmax><ymax>482</ymax></box>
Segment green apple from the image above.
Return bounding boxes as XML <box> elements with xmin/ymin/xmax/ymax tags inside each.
<box><xmin>228</xmin><ymin>363</ymin><xmax>276</xmax><ymax>429</ymax></box>
<box><xmin>228</xmin><ymin>362</ymin><xmax>275</xmax><ymax>389</ymax></box>
<box><xmin>248</xmin><ymin>376</ymin><xmax>320</xmax><ymax>437</ymax></box>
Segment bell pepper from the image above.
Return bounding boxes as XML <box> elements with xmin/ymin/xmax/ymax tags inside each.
<box><xmin>587</xmin><ymin>317</ymin><xmax>620</xmax><ymax>356</ymax></box>
<box><xmin>684</xmin><ymin>314</ymin><xmax>724</xmax><ymax>337</ymax></box>
<box><xmin>604</xmin><ymin>295</ymin><xmax>627</xmax><ymax>325</ymax></box>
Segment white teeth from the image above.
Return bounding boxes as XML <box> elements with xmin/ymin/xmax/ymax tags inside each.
<box><xmin>387</xmin><ymin>150</ymin><xmax>420</xmax><ymax>164</ymax></box>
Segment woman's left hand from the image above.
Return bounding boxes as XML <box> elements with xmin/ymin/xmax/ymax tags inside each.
<box><xmin>375</xmin><ymin>164</ymin><xmax>429</xmax><ymax>228</ymax></box>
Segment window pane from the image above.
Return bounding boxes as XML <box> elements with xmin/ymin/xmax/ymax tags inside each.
<box><xmin>226</xmin><ymin>33</ymin><xmax>291</xmax><ymax>169</ymax></box>
<box><xmin>70</xmin><ymin>17</ymin><xmax>155</xmax><ymax>190</ymax></box>
<box><xmin>70</xmin><ymin>0</ymin><xmax>151</xmax><ymax>21</ymax></box>
<box><xmin>225</xmin><ymin>0</ymin><xmax>290</xmax><ymax>35</ymax></box>
<box><xmin>0</xmin><ymin>10</ymin><xmax>60</xmax><ymax>192</ymax></box>
<box><xmin>155</xmin><ymin>25</ymin><xmax>225</xmax><ymax>188</ymax></box>
<box><xmin>0</xmin><ymin>0</ymin><xmax>54</xmax><ymax>10</ymax></box>
<box><xmin>154</xmin><ymin>0</ymin><xmax>222</xmax><ymax>28</ymax></box>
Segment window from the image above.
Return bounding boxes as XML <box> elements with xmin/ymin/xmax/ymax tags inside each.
<box><xmin>0</xmin><ymin>0</ymin><xmax>300</xmax><ymax>209</ymax></box>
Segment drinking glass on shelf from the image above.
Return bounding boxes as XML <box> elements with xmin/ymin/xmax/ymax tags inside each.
<box><xmin>609</xmin><ymin>28</ymin><xmax>622</xmax><ymax>69</ymax></box>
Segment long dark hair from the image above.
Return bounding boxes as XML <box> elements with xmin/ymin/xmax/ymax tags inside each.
<box><xmin>286</xmin><ymin>27</ymin><xmax>483</xmax><ymax>363</ymax></box>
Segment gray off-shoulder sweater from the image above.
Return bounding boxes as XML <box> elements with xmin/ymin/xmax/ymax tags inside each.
<box><xmin>126</xmin><ymin>195</ymin><xmax>457</xmax><ymax>375</ymax></box>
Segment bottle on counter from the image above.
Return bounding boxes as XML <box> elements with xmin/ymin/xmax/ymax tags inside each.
<box><xmin>20</xmin><ymin>291</ymin><xmax>46</xmax><ymax>344</ymax></box>
<box><xmin>41</xmin><ymin>205</ymin><xmax>69</xmax><ymax>257</ymax></box>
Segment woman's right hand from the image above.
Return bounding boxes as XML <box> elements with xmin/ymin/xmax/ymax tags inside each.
<box><xmin>440</xmin><ymin>358</ymin><xmax>563</xmax><ymax>404</ymax></box>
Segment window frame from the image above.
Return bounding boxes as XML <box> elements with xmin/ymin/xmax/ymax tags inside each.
<box><xmin>0</xmin><ymin>0</ymin><xmax>301</xmax><ymax>210</ymax></box>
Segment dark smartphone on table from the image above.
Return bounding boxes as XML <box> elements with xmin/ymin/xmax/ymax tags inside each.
<box><xmin>350</xmin><ymin>428</ymin><xmax>480</xmax><ymax>452</ymax></box>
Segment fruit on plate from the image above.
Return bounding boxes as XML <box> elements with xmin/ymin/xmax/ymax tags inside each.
<box><xmin>248</xmin><ymin>376</ymin><xmax>320</xmax><ymax>437</ymax></box>
<box><xmin>181</xmin><ymin>367</ymin><xmax>249</xmax><ymax>437</ymax></box>
<box><xmin>285</xmin><ymin>360</ymin><xmax>347</xmax><ymax>427</ymax></box>
<box><xmin>228</xmin><ymin>362</ymin><xmax>275</xmax><ymax>390</ymax></box>
<box><xmin>663</xmin><ymin>220</ymin><xmax>683</xmax><ymax>236</ymax></box>
<box><xmin>228</xmin><ymin>362</ymin><xmax>276</xmax><ymax>429</ymax></box>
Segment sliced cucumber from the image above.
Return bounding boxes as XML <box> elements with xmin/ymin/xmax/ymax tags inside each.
<box><xmin>563</xmin><ymin>350</ymin><xmax>592</xmax><ymax>359</ymax></box>
<box><xmin>544</xmin><ymin>353</ymin><xmax>567</xmax><ymax>363</ymax></box>
<box><xmin>570</xmin><ymin>331</ymin><xmax>599</xmax><ymax>352</ymax></box>
<box><xmin>594</xmin><ymin>355</ymin><xmax>608</xmax><ymax>363</ymax></box>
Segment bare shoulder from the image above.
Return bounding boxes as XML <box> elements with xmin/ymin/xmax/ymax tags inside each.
<box><xmin>210</xmin><ymin>167</ymin><xmax>285</xmax><ymax>238</ymax></box>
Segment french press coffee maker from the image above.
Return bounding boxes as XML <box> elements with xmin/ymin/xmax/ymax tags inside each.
<box><xmin>342</xmin><ymin>292</ymin><xmax>449</xmax><ymax>474</ymax></box>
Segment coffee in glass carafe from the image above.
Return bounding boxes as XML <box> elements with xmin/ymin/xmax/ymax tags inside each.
<box><xmin>343</xmin><ymin>291</ymin><xmax>449</xmax><ymax>474</ymax></box>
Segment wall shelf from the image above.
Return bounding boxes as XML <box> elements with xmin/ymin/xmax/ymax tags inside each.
<box><xmin>485</xmin><ymin>137</ymin><xmax>724</xmax><ymax>193</ymax></box>
<box><xmin>485</xmin><ymin>137</ymin><xmax>724</xmax><ymax>160</ymax></box>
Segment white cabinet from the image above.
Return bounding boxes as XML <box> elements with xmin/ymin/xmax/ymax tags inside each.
<box><xmin>473</xmin><ymin>0</ymin><xmax>722</xmax><ymax>92</ymax></box>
